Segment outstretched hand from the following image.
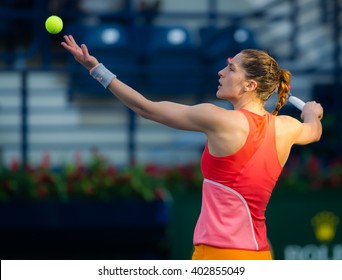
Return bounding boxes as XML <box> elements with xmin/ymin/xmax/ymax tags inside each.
<box><xmin>61</xmin><ymin>35</ymin><xmax>99</xmax><ymax>70</ymax></box>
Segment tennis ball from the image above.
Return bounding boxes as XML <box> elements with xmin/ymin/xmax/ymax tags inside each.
<box><xmin>45</xmin><ymin>15</ymin><xmax>63</xmax><ymax>34</ymax></box>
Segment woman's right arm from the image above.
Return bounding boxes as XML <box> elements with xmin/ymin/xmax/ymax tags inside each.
<box><xmin>289</xmin><ymin>101</ymin><xmax>323</xmax><ymax>145</ymax></box>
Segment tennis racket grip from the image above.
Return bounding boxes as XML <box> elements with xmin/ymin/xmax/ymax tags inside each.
<box><xmin>288</xmin><ymin>96</ymin><xmax>305</xmax><ymax>111</ymax></box>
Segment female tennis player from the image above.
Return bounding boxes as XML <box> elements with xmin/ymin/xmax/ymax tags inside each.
<box><xmin>61</xmin><ymin>35</ymin><xmax>323</xmax><ymax>260</ymax></box>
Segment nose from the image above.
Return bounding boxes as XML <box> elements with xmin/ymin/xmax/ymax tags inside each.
<box><xmin>218</xmin><ymin>69</ymin><xmax>224</xmax><ymax>77</ymax></box>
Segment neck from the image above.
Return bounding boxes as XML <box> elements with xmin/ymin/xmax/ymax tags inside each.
<box><xmin>233</xmin><ymin>99</ymin><xmax>266</xmax><ymax>115</ymax></box>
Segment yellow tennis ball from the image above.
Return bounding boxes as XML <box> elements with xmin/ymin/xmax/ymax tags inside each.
<box><xmin>45</xmin><ymin>15</ymin><xmax>63</xmax><ymax>34</ymax></box>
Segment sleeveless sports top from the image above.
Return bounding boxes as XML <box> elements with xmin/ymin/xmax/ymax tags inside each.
<box><xmin>193</xmin><ymin>108</ymin><xmax>282</xmax><ymax>251</ymax></box>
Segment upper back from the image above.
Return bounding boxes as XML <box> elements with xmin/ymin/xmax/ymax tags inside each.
<box><xmin>206</xmin><ymin>108</ymin><xmax>299</xmax><ymax>167</ymax></box>
<box><xmin>202</xmin><ymin>109</ymin><xmax>282</xmax><ymax>186</ymax></box>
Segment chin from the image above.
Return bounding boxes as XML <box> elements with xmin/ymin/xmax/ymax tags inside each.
<box><xmin>216</xmin><ymin>91</ymin><xmax>224</xmax><ymax>99</ymax></box>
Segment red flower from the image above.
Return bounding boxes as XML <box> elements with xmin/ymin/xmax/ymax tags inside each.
<box><xmin>37</xmin><ymin>185</ymin><xmax>49</xmax><ymax>198</ymax></box>
<box><xmin>10</xmin><ymin>157</ymin><xmax>20</xmax><ymax>172</ymax></box>
<box><xmin>40</xmin><ymin>152</ymin><xmax>51</xmax><ymax>169</ymax></box>
<box><xmin>85</xmin><ymin>184</ymin><xmax>95</xmax><ymax>196</ymax></box>
<box><xmin>306</xmin><ymin>156</ymin><xmax>321</xmax><ymax>174</ymax></box>
<box><xmin>145</xmin><ymin>163</ymin><xmax>161</xmax><ymax>176</ymax></box>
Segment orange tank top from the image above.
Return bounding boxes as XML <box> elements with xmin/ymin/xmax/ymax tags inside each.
<box><xmin>194</xmin><ymin>109</ymin><xmax>282</xmax><ymax>251</ymax></box>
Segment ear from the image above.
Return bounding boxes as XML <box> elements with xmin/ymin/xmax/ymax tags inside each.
<box><xmin>244</xmin><ymin>80</ymin><xmax>257</xmax><ymax>92</ymax></box>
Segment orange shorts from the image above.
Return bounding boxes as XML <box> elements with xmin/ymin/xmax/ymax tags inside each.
<box><xmin>192</xmin><ymin>244</ymin><xmax>273</xmax><ymax>260</ymax></box>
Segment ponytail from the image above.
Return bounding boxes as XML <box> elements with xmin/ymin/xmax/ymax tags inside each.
<box><xmin>272</xmin><ymin>69</ymin><xmax>291</xmax><ymax>115</ymax></box>
<box><xmin>239</xmin><ymin>49</ymin><xmax>292</xmax><ymax>113</ymax></box>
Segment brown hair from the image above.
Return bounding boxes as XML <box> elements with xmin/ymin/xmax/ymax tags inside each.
<box><xmin>240</xmin><ymin>49</ymin><xmax>291</xmax><ymax>115</ymax></box>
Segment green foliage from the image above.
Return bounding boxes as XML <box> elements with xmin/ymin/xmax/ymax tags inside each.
<box><xmin>0</xmin><ymin>152</ymin><xmax>202</xmax><ymax>202</ymax></box>
<box><xmin>277</xmin><ymin>152</ymin><xmax>342</xmax><ymax>192</ymax></box>
<box><xmin>1</xmin><ymin>151</ymin><xmax>341</xmax><ymax>202</ymax></box>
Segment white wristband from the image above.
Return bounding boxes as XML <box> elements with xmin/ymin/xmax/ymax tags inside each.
<box><xmin>89</xmin><ymin>63</ymin><xmax>116</xmax><ymax>88</ymax></box>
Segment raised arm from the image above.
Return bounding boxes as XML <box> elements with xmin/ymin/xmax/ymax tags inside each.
<box><xmin>289</xmin><ymin>101</ymin><xmax>323</xmax><ymax>145</ymax></box>
<box><xmin>61</xmin><ymin>35</ymin><xmax>221</xmax><ymax>133</ymax></box>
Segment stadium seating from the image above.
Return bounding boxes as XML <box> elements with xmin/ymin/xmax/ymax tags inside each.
<box><xmin>198</xmin><ymin>25</ymin><xmax>259</xmax><ymax>93</ymax></box>
<box><xmin>65</xmin><ymin>23</ymin><xmax>140</xmax><ymax>100</ymax></box>
<box><xmin>0</xmin><ymin>0</ymin><xmax>43</xmax><ymax>68</ymax></box>
<box><xmin>136</xmin><ymin>25</ymin><xmax>205</xmax><ymax>98</ymax></box>
<box><xmin>63</xmin><ymin>23</ymin><xmax>259</xmax><ymax>100</ymax></box>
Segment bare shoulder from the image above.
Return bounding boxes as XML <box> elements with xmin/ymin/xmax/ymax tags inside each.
<box><xmin>193</xmin><ymin>103</ymin><xmax>247</xmax><ymax>123</ymax></box>
<box><xmin>275</xmin><ymin>114</ymin><xmax>316</xmax><ymax>145</ymax></box>
<box><xmin>275</xmin><ymin>115</ymin><xmax>301</xmax><ymax>126</ymax></box>
<box><xmin>214</xmin><ymin>106</ymin><xmax>249</xmax><ymax>127</ymax></box>
<box><xmin>201</xmin><ymin>106</ymin><xmax>250</xmax><ymax>156</ymax></box>
<box><xmin>275</xmin><ymin>115</ymin><xmax>302</xmax><ymax>135</ymax></box>
<box><xmin>191</xmin><ymin>103</ymin><xmax>248</xmax><ymax>133</ymax></box>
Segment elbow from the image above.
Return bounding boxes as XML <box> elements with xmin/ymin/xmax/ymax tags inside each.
<box><xmin>313</xmin><ymin>127</ymin><xmax>323</xmax><ymax>142</ymax></box>
<box><xmin>133</xmin><ymin>107</ymin><xmax>148</xmax><ymax>119</ymax></box>
<box><xmin>136</xmin><ymin>100</ymin><xmax>165</xmax><ymax>123</ymax></box>
<box><xmin>313</xmin><ymin>135</ymin><xmax>321</xmax><ymax>142</ymax></box>
<box><xmin>131</xmin><ymin>100</ymin><xmax>154</xmax><ymax>120</ymax></box>
<box><xmin>139</xmin><ymin>110</ymin><xmax>152</xmax><ymax>120</ymax></box>
<box><xmin>135</xmin><ymin>106</ymin><xmax>155</xmax><ymax>121</ymax></box>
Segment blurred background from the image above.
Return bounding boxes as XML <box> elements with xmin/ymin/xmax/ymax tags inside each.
<box><xmin>0</xmin><ymin>0</ymin><xmax>341</xmax><ymax>260</ymax></box>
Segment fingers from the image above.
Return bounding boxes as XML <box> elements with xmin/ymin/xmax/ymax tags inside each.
<box><xmin>61</xmin><ymin>35</ymin><xmax>80</xmax><ymax>49</ymax></box>
<box><xmin>81</xmin><ymin>44</ymin><xmax>90</xmax><ymax>57</ymax></box>
<box><xmin>61</xmin><ymin>41</ymin><xmax>76</xmax><ymax>55</ymax></box>
<box><xmin>302</xmin><ymin>101</ymin><xmax>324</xmax><ymax>120</ymax></box>
<box><xmin>61</xmin><ymin>35</ymin><xmax>85</xmax><ymax>58</ymax></box>
<box><xmin>63</xmin><ymin>35</ymin><xmax>73</xmax><ymax>46</ymax></box>
<box><xmin>61</xmin><ymin>35</ymin><xmax>73</xmax><ymax>50</ymax></box>
<box><xmin>60</xmin><ymin>41</ymin><xmax>73</xmax><ymax>52</ymax></box>
<box><xmin>68</xmin><ymin>35</ymin><xmax>79</xmax><ymax>47</ymax></box>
